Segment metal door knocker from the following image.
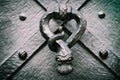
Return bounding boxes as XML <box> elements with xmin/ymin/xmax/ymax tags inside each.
<box><xmin>40</xmin><ymin>4</ymin><xmax>87</xmax><ymax>74</ymax></box>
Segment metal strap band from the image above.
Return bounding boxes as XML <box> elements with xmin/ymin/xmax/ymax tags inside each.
<box><xmin>0</xmin><ymin>32</ymin><xmax>45</xmax><ymax>80</ymax></box>
<box><xmin>81</xmin><ymin>30</ymin><xmax>120</xmax><ymax>77</ymax></box>
<box><xmin>64</xmin><ymin>27</ymin><xmax>120</xmax><ymax>77</ymax></box>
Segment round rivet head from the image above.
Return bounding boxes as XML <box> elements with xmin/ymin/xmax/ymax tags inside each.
<box><xmin>18</xmin><ymin>51</ymin><xmax>27</xmax><ymax>60</ymax></box>
<box><xmin>19</xmin><ymin>13</ymin><xmax>27</xmax><ymax>21</ymax></box>
<box><xmin>98</xmin><ymin>11</ymin><xmax>105</xmax><ymax>18</ymax></box>
<box><xmin>99</xmin><ymin>50</ymin><xmax>108</xmax><ymax>59</ymax></box>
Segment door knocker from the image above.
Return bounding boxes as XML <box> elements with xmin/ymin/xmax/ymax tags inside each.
<box><xmin>40</xmin><ymin>4</ymin><xmax>87</xmax><ymax>75</ymax></box>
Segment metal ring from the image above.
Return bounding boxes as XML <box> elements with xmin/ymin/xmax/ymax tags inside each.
<box><xmin>40</xmin><ymin>6</ymin><xmax>86</xmax><ymax>48</ymax></box>
<box><xmin>40</xmin><ymin>5</ymin><xmax>87</xmax><ymax>75</ymax></box>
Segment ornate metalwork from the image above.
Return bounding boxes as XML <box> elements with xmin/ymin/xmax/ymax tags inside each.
<box><xmin>40</xmin><ymin>4</ymin><xmax>87</xmax><ymax>74</ymax></box>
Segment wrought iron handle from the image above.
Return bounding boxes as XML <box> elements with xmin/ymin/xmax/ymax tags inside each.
<box><xmin>40</xmin><ymin>4</ymin><xmax>87</xmax><ymax>74</ymax></box>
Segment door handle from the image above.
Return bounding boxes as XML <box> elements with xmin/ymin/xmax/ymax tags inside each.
<box><xmin>40</xmin><ymin>4</ymin><xmax>87</xmax><ymax>75</ymax></box>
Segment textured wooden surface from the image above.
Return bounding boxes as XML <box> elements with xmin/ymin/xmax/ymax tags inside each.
<box><xmin>13</xmin><ymin>43</ymin><xmax>115</xmax><ymax>80</ymax></box>
<box><xmin>79</xmin><ymin>0</ymin><xmax>120</xmax><ymax>58</ymax></box>
<box><xmin>0</xmin><ymin>0</ymin><xmax>120</xmax><ymax>80</ymax></box>
<box><xmin>0</xmin><ymin>0</ymin><xmax>45</xmax><ymax>64</ymax></box>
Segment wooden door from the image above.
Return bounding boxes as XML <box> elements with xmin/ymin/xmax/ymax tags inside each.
<box><xmin>0</xmin><ymin>0</ymin><xmax>120</xmax><ymax>80</ymax></box>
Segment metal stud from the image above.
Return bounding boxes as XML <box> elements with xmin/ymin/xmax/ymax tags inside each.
<box><xmin>18</xmin><ymin>51</ymin><xmax>27</xmax><ymax>60</ymax></box>
<box><xmin>58</xmin><ymin>26</ymin><xmax>63</xmax><ymax>33</ymax></box>
<box><xmin>98</xmin><ymin>11</ymin><xmax>105</xmax><ymax>18</ymax></box>
<box><xmin>99</xmin><ymin>50</ymin><xmax>108</xmax><ymax>59</ymax></box>
<box><xmin>19</xmin><ymin>13</ymin><xmax>27</xmax><ymax>21</ymax></box>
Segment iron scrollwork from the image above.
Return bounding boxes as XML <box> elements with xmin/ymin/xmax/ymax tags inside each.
<box><xmin>40</xmin><ymin>4</ymin><xmax>87</xmax><ymax>74</ymax></box>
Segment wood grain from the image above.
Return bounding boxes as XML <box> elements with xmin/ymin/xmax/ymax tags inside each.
<box><xmin>13</xmin><ymin>43</ymin><xmax>115</xmax><ymax>80</ymax></box>
<box><xmin>0</xmin><ymin>0</ymin><xmax>44</xmax><ymax>64</ymax></box>
<box><xmin>79</xmin><ymin>0</ymin><xmax>120</xmax><ymax>58</ymax></box>
<box><xmin>0</xmin><ymin>0</ymin><xmax>119</xmax><ymax>79</ymax></box>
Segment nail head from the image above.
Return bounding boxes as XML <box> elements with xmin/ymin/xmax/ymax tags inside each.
<box><xmin>99</xmin><ymin>50</ymin><xmax>108</xmax><ymax>59</ymax></box>
<box><xmin>98</xmin><ymin>11</ymin><xmax>105</xmax><ymax>18</ymax></box>
<box><xmin>18</xmin><ymin>51</ymin><xmax>27</xmax><ymax>60</ymax></box>
<box><xmin>19</xmin><ymin>13</ymin><xmax>27</xmax><ymax>21</ymax></box>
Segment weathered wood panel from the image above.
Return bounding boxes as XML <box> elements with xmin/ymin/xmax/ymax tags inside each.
<box><xmin>78</xmin><ymin>0</ymin><xmax>120</xmax><ymax>77</ymax></box>
<box><xmin>80</xmin><ymin>0</ymin><xmax>120</xmax><ymax>58</ymax></box>
<box><xmin>0</xmin><ymin>0</ymin><xmax>119</xmax><ymax>80</ymax></box>
<box><xmin>0</xmin><ymin>0</ymin><xmax>44</xmax><ymax>64</ymax></box>
<box><xmin>13</xmin><ymin>43</ymin><xmax>115</xmax><ymax>80</ymax></box>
